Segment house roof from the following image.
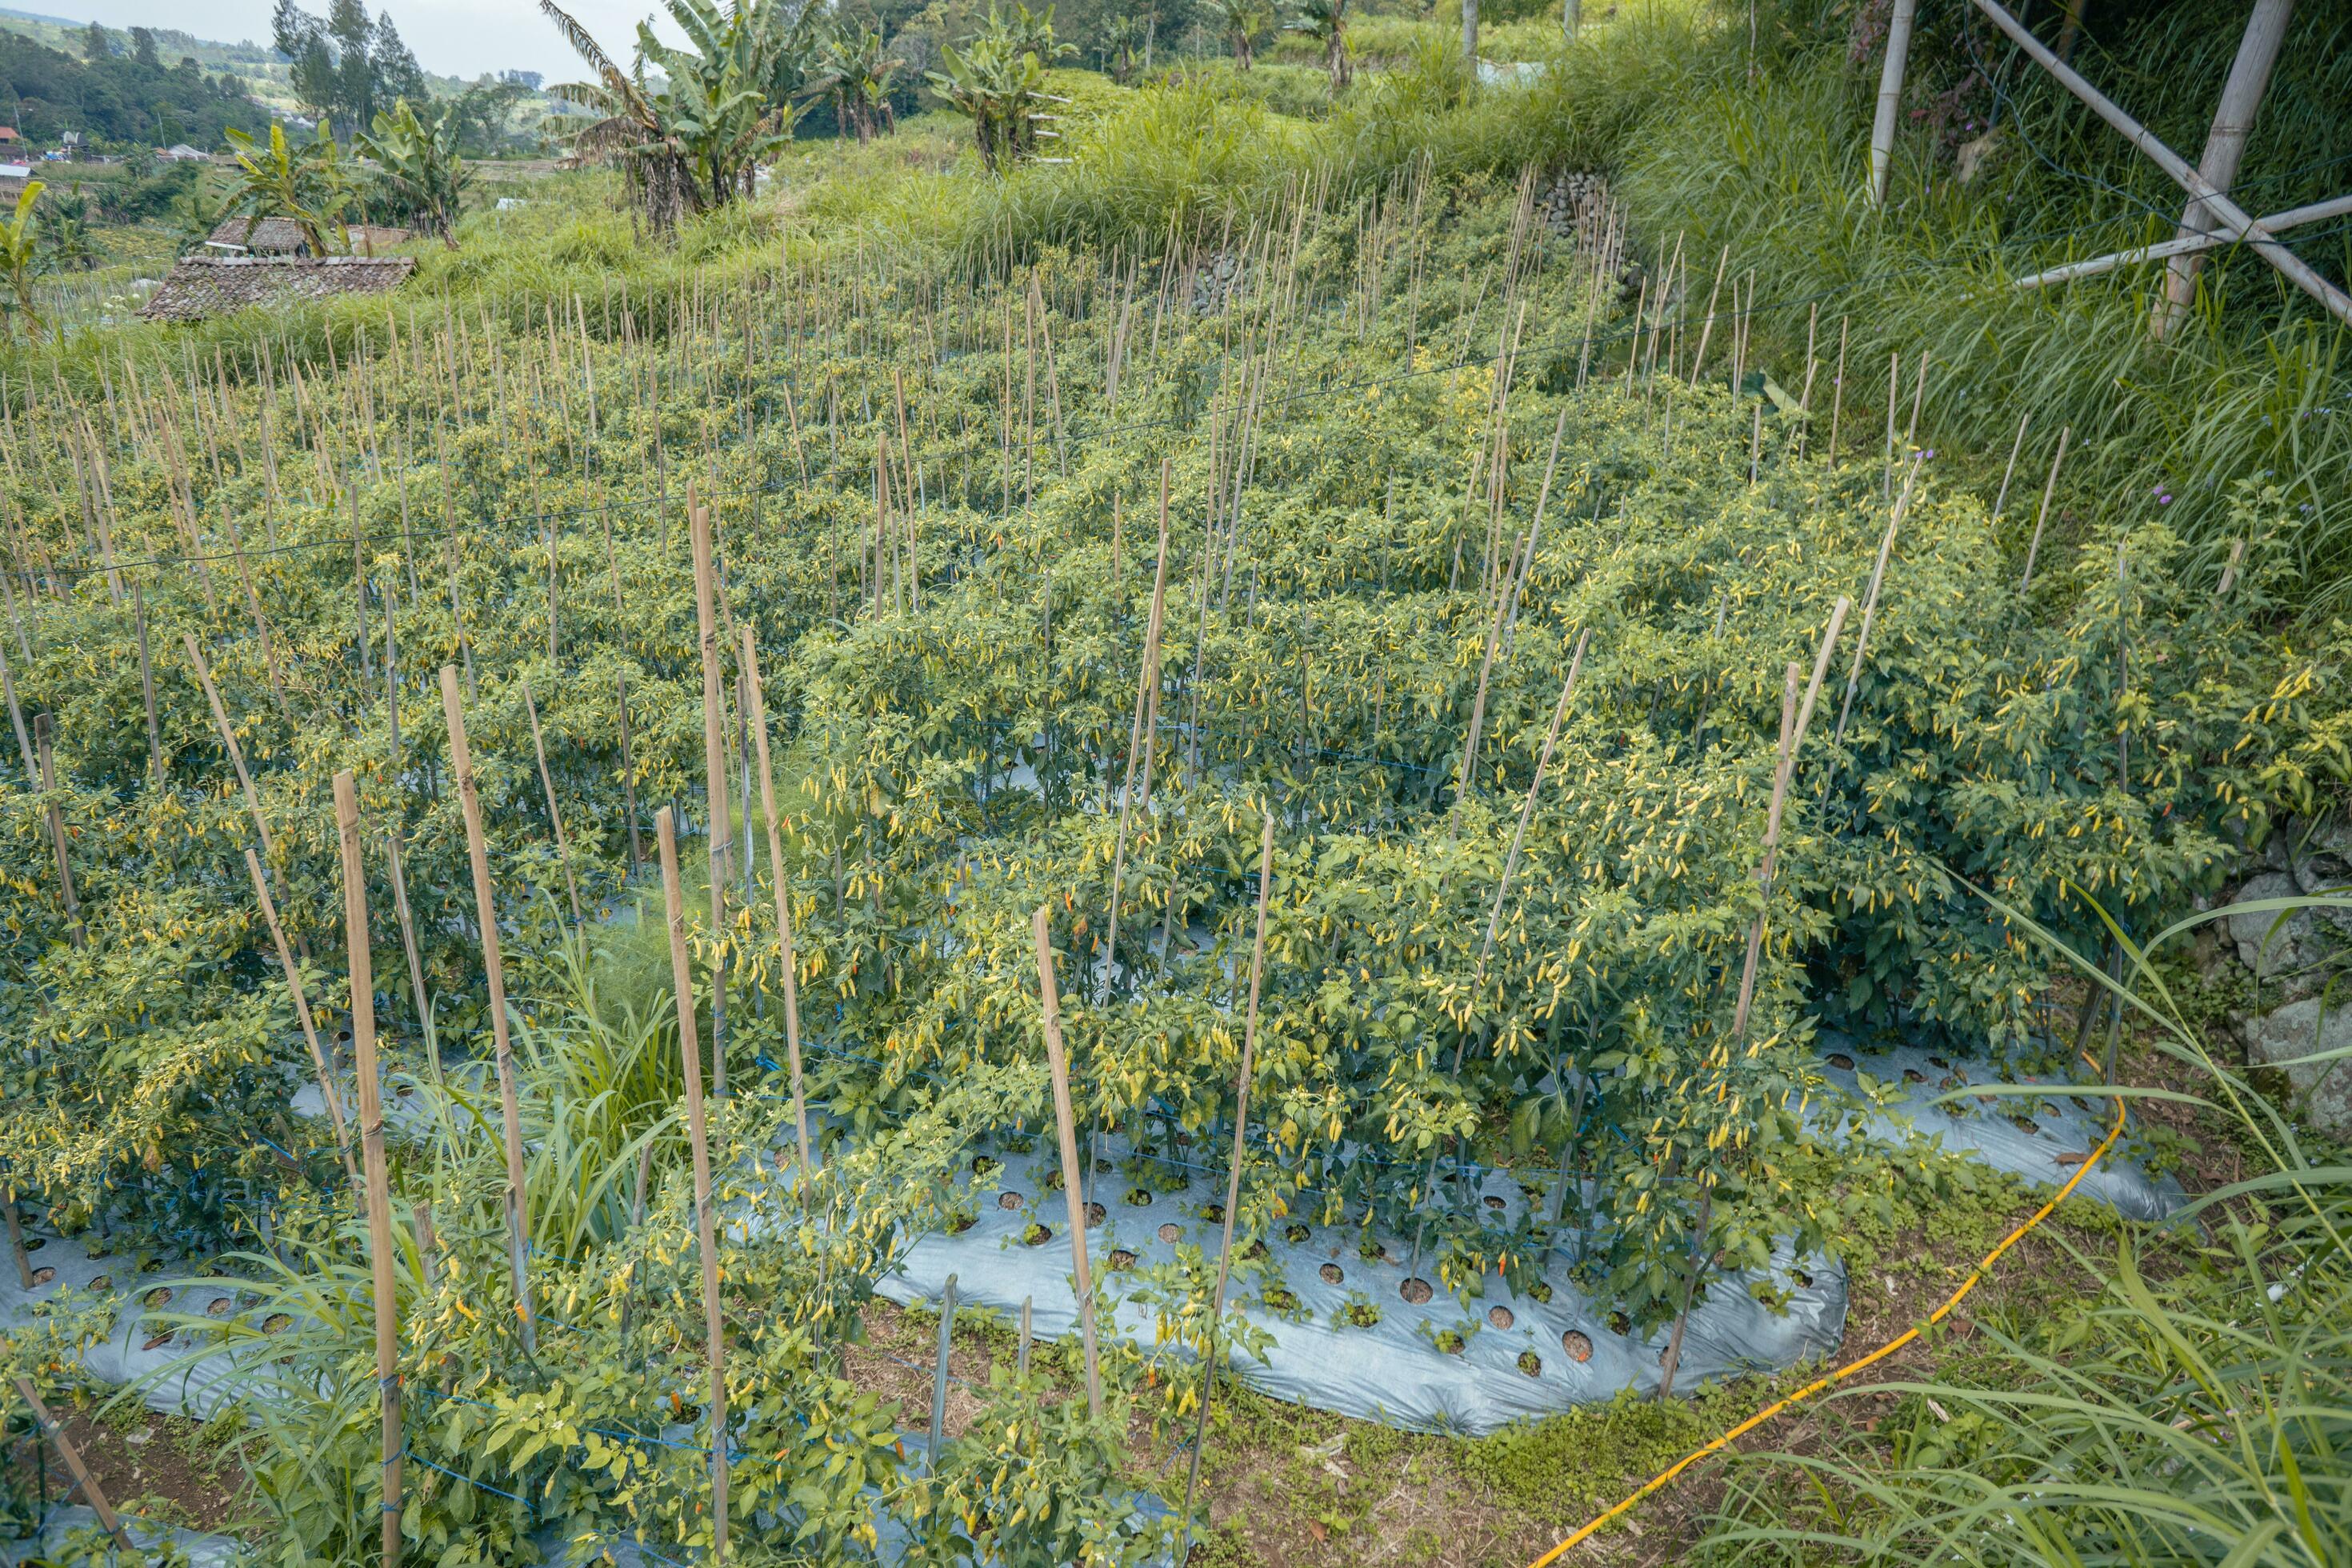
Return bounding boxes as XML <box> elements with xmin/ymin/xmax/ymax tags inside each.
<box><xmin>140</xmin><ymin>254</ymin><xmax>417</xmax><ymax>323</ymax></box>
<box><xmin>0</xmin><ymin>164</ymin><xmax>30</xmax><ymax>181</ymax></box>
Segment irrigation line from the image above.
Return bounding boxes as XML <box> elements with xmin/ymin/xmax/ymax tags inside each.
<box><xmin>1518</xmin><ymin>1062</ymin><xmax>2132</xmax><ymax>1568</ymax></box>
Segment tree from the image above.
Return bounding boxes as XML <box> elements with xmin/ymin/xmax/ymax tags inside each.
<box><xmin>81</xmin><ymin>22</ymin><xmax>108</xmax><ymax>64</ymax></box>
<box><xmin>0</xmin><ymin>180</ymin><xmax>46</xmax><ymax>341</ymax></box>
<box><xmin>170</xmin><ymin>179</ymin><xmax>229</xmax><ymax>254</ymax></box>
<box><xmin>360</xmin><ymin>97</ymin><xmax>468</xmax><ymax>245</ymax></box>
<box><xmin>222</xmin><ymin>121</ymin><xmax>357</xmax><ymax>255</ymax></box>
<box><xmin>41</xmin><ymin>182</ymin><xmax>95</xmax><ymax>271</ymax></box>
<box><xmin>1207</xmin><ymin>0</ymin><xmax>1270</xmax><ymax>70</ymax></box>
<box><xmin>927</xmin><ymin>4</ymin><xmax>1072</xmax><ymax>173</ymax></box>
<box><xmin>1287</xmin><ymin>0</ymin><xmax>1350</xmax><ymax>94</ymax></box>
<box><xmin>808</xmin><ymin>24</ymin><xmax>902</xmax><ymax>143</ymax></box>
<box><xmin>539</xmin><ymin>0</ymin><xmax>813</xmax><ymax>232</ymax></box>
<box><xmin>273</xmin><ymin>0</ymin><xmax>422</xmax><ymax>131</ymax></box>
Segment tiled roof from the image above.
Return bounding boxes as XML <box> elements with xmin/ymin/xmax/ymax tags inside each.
<box><xmin>140</xmin><ymin>254</ymin><xmax>417</xmax><ymax>323</ymax></box>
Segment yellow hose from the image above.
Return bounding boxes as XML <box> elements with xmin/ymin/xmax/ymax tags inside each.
<box><xmin>1521</xmin><ymin>1074</ymin><xmax>2130</xmax><ymax>1568</ymax></box>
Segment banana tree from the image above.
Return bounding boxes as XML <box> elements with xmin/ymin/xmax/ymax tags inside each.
<box><xmin>808</xmin><ymin>24</ymin><xmax>902</xmax><ymax>144</ymax></box>
<box><xmin>1287</xmin><ymin>0</ymin><xmax>1350</xmax><ymax>94</ymax></box>
<box><xmin>927</xmin><ymin>4</ymin><xmax>1074</xmax><ymax>173</ymax></box>
<box><xmin>0</xmin><ymin>180</ymin><xmax>45</xmax><ymax>341</ymax></box>
<box><xmin>540</xmin><ymin>0</ymin><xmax>812</xmax><ymax>230</ymax></box>
<box><xmin>359</xmin><ymin>97</ymin><xmax>470</xmax><ymax>247</ymax></box>
<box><xmin>222</xmin><ymin>122</ymin><xmax>357</xmax><ymax>256</ymax></box>
<box><xmin>1209</xmin><ymin>0</ymin><xmax>1272</xmax><ymax>70</ymax></box>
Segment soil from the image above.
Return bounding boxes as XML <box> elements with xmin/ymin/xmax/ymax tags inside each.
<box><xmin>4</xmin><ymin>1402</ymin><xmax>243</xmax><ymax>1538</ymax></box>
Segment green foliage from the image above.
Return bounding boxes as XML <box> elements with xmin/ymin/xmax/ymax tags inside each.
<box><xmin>0</xmin><ymin>26</ymin><xmax>267</xmax><ymax>151</ymax></box>
<box><xmin>929</xmin><ymin>4</ymin><xmax>1077</xmax><ymax>171</ymax></box>
<box><xmin>221</xmin><ymin>121</ymin><xmax>358</xmax><ymax>257</ymax></box>
<box><xmin>359</xmin><ymin>98</ymin><xmax>471</xmax><ymax>246</ymax></box>
<box><xmin>0</xmin><ymin>179</ymin><xmax>46</xmax><ymax>340</ymax></box>
<box><xmin>1462</xmin><ymin>1389</ymin><xmax>1713</xmax><ymax>1520</ymax></box>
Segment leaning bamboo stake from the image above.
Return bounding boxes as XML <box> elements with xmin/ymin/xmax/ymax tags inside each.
<box><xmin>1990</xmin><ymin>410</ymin><xmax>2033</xmax><ymax>524</ymax></box>
<box><xmin>133</xmin><ymin>585</ymin><xmax>162</xmax><ymax>783</ymax></box>
<box><xmin>384</xmin><ymin>834</ymin><xmax>442</xmax><ymax>1094</ymax></box>
<box><xmin>521</xmin><ymin>681</ymin><xmax>584</xmax><ymax>926</ymax></box>
<box><xmin>2018</xmin><ymin>425</ymin><xmax>2071</xmax><ymax>592</ymax></box>
<box><xmin>740</xmin><ymin>628</ymin><xmax>809</xmax><ymax>1171</ymax></box>
<box><xmin>14</xmin><ymin>1378</ymin><xmax>134</xmax><ymax>1554</ymax></box>
<box><xmin>690</xmin><ymin>503</ymin><xmax>732</xmax><ymax>1097</ymax></box>
<box><xmin>182</xmin><ymin>631</ymin><xmax>274</xmax><ymax>860</ymax></box>
<box><xmin>1179</xmin><ymin>813</ymin><xmax>1278</xmax><ymax>1554</ymax></box>
<box><xmin>246</xmin><ymin>848</ymin><xmax>356</xmax><ymax>1186</ymax></box>
<box><xmin>1689</xmin><ymin>247</ymin><xmax>1730</xmax><ymax>382</ymax></box>
<box><xmin>1031</xmin><ymin>903</ymin><xmax>1103</xmax><ymax>1418</ymax></box>
<box><xmin>438</xmin><ymin>666</ymin><xmax>534</xmax><ymax>1354</ymax></box>
<box><xmin>1101</xmin><ymin>468</ymin><xmax>1173</xmax><ymax>1003</ymax></box>
<box><xmin>34</xmin><ymin>714</ymin><xmax>81</xmax><ymax>948</ymax></box>
<box><xmin>1828</xmin><ymin>317</ymin><xmax>1850</xmax><ymax>458</ymax></box>
<box><xmin>0</xmin><ymin>633</ymin><xmax>34</xmax><ymax>782</ymax></box>
<box><xmin>615</xmin><ymin>672</ymin><xmax>644</xmax><ymax>878</ymax></box>
<box><xmin>331</xmin><ymin>770</ymin><xmax>402</xmax><ymax>1568</ymax></box>
<box><xmin>1835</xmin><ymin>455</ymin><xmax>1922</xmax><ymax>746</ymax></box>
<box><xmin>658</xmin><ymin>807</ymin><xmax>730</xmax><ymax>1560</ymax></box>
<box><xmin>4</xmin><ymin>1199</ymin><xmax>31</xmax><ymax>1290</ymax></box>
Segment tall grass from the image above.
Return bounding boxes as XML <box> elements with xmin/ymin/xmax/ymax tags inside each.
<box><xmin>1696</xmin><ymin>890</ymin><xmax>2352</xmax><ymax>1565</ymax></box>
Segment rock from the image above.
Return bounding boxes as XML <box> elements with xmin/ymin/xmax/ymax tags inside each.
<box><xmin>2226</xmin><ymin>870</ymin><xmax>2331</xmax><ymax>986</ymax></box>
<box><xmin>2238</xmin><ymin>997</ymin><xmax>2352</xmax><ymax>1135</ymax></box>
<box><xmin>2289</xmin><ymin>814</ymin><xmax>2352</xmax><ymax>897</ymax></box>
<box><xmin>1954</xmin><ymin>131</ymin><xmax>2000</xmax><ymax>184</ymax></box>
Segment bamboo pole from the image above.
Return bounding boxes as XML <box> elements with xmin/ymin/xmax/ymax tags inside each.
<box><xmin>616</xmin><ymin>672</ymin><xmax>644</xmax><ymax>878</ymax></box>
<box><xmin>132</xmin><ymin>585</ymin><xmax>162</xmax><ymax>783</ymax></box>
<box><xmin>384</xmin><ymin>833</ymin><xmax>441</xmax><ymax>1093</ymax></box>
<box><xmin>0</xmin><ymin>633</ymin><xmax>31</xmax><ymax>782</ymax></box>
<box><xmin>658</xmin><ymin>807</ymin><xmax>730</xmax><ymax>1560</ymax></box>
<box><xmin>13</xmin><ymin>1378</ymin><xmax>134</xmax><ymax>1554</ymax></box>
<box><xmin>1101</xmin><ymin>467</ymin><xmax>1173</xmax><ymax>1003</ymax></box>
<box><xmin>4</xmin><ymin>1198</ymin><xmax>30</xmax><ymax>1289</ymax></box>
<box><xmin>438</xmin><ymin>666</ymin><xmax>534</xmax><ymax>1354</ymax></box>
<box><xmin>1990</xmin><ymin>410</ymin><xmax>2033</xmax><ymax>524</ymax></box>
<box><xmin>182</xmin><ymin>631</ymin><xmax>274</xmax><ymax>860</ymax></box>
<box><xmin>1031</xmin><ymin>903</ymin><xmax>1103</xmax><ymax>1418</ymax></box>
<box><xmin>740</xmin><ymin>628</ymin><xmax>809</xmax><ymax>1171</ymax></box>
<box><xmin>1869</xmin><ymin>0</ymin><xmax>1922</xmax><ymax>206</ymax></box>
<box><xmin>246</xmin><ymin>848</ymin><xmax>356</xmax><ymax>1186</ymax></box>
<box><xmin>1178</xmin><ymin>814</ymin><xmax>1278</xmax><ymax>1553</ymax></box>
<box><xmin>2019</xmin><ymin>425</ymin><xmax>2071</xmax><ymax>592</ymax></box>
<box><xmin>690</xmin><ymin>502</ymin><xmax>732</xmax><ymax>1097</ymax></box>
<box><xmin>34</xmin><ymin>715</ymin><xmax>81</xmax><ymax>949</ymax></box>
<box><xmin>331</xmin><ymin>771</ymin><xmax>402</xmax><ymax>1568</ymax></box>
<box><xmin>1835</xmin><ymin>455</ymin><xmax>1922</xmax><ymax>746</ymax></box>
<box><xmin>521</xmin><ymin>680</ymin><xmax>584</xmax><ymax>926</ymax></box>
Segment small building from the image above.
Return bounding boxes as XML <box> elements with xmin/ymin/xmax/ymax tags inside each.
<box><xmin>0</xmin><ymin>128</ymin><xmax>20</xmax><ymax>145</ymax></box>
<box><xmin>140</xmin><ymin>254</ymin><xmax>417</xmax><ymax>323</ymax></box>
<box><xmin>0</xmin><ymin>163</ymin><xmax>32</xmax><ymax>198</ymax></box>
<box><xmin>206</xmin><ymin>216</ymin><xmax>411</xmax><ymax>257</ymax></box>
<box><xmin>156</xmin><ymin>143</ymin><xmax>209</xmax><ymax>161</ymax></box>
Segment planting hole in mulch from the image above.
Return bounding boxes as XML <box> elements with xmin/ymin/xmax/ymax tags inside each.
<box><xmin>1794</xmin><ymin>1268</ymin><xmax>1814</xmax><ymax>1288</ymax></box>
<box><xmin>1108</xmin><ymin>1250</ymin><xmax>1137</xmax><ymax>1271</ymax></box>
<box><xmin>1484</xmin><ymin>1194</ymin><xmax>1506</xmax><ymax>1210</ymax></box>
<box><xmin>1242</xmin><ymin>1239</ymin><xmax>1268</xmax><ymax>1261</ymax></box>
<box><xmin>1398</xmin><ymin>1277</ymin><xmax>1432</xmax><ymax>1305</ymax></box>
<box><xmin>262</xmin><ymin>1314</ymin><xmax>292</xmax><ymax>1334</ymax></box>
<box><xmin>1044</xmin><ymin>1170</ymin><xmax>1064</xmax><ymax>1190</ymax></box>
<box><xmin>945</xmin><ymin>1212</ymin><xmax>976</xmax><ymax>1234</ymax></box>
<box><xmin>1263</xmin><ymin>1288</ymin><xmax>1298</xmax><ymax>1311</ymax></box>
<box><xmin>1562</xmin><ymin>1330</ymin><xmax>1594</xmax><ymax>1362</ymax></box>
<box><xmin>89</xmin><ymin>1274</ymin><xmax>110</xmax><ymax>1292</ymax></box>
<box><xmin>1200</xmin><ymin>1203</ymin><xmax>1224</xmax><ymax>1224</ymax></box>
<box><xmin>144</xmin><ymin>1286</ymin><xmax>174</xmax><ymax>1310</ymax></box>
<box><xmin>1608</xmin><ymin>1311</ymin><xmax>1632</xmax><ymax>1335</ymax></box>
<box><xmin>1284</xmin><ymin>1223</ymin><xmax>1310</xmax><ymax>1243</ymax></box>
<box><xmin>30</xmin><ymin>1267</ymin><xmax>54</xmax><ymax>1287</ymax></box>
<box><xmin>206</xmin><ymin>1296</ymin><xmax>233</xmax><ymax>1317</ymax></box>
<box><xmin>1529</xmin><ymin>1282</ymin><xmax>1554</xmax><ymax>1303</ymax></box>
<box><xmin>1358</xmin><ymin>1239</ymin><xmax>1389</xmax><ymax>1262</ymax></box>
<box><xmin>1487</xmin><ymin>1306</ymin><xmax>1515</xmax><ymax>1330</ymax></box>
<box><xmin>997</xmin><ymin>1190</ymin><xmax>1025</xmax><ymax>1210</ymax></box>
<box><xmin>1086</xmin><ymin>1202</ymin><xmax>1106</xmax><ymax>1226</ymax></box>
<box><xmin>972</xmin><ymin>1155</ymin><xmax>1001</xmax><ymax>1178</ymax></box>
<box><xmin>142</xmin><ymin>1331</ymin><xmax>174</xmax><ymax>1351</ymax></box>
<box><xmin>1022</xmin><ymin>1223</ymin><xmax>1053</xmax><ymax>1246</ymax></box>
<box><xmin>1516</xmin><ymin>1351</ymin><xmax>1542</xmax><ymax>1378</ymax></box>
<box><xmin>22</xmin><ymin>1236</ymin><xmax>43</xmax><ymax>1251</ymax></box>
<box><xmin>1125</xmin><ymin>1186</ymin><xmax>1153</xmax><ymax>1206</ymax></box>
<box><xmin>1157</xmin><ymin>1222</ymin><xmax>1181</xmax><ymax>1243</ymax></box>
<box><xmin>1827</xmin><ymin>1052</ymin><xmax>1855</xmax><ymax>1070</ymax></box>
<box><xmin>1904</xmin><ymin>1068</ymin><xmax>1928</xmax><ymax>1083</ymax></box>
<box><xmin>2011</xmin><ymin>1116</ymin><xmax>2041</xmax><ymax>1135</ymax></box>
<box><xmin>1928</xmin><ymin>1054</ymin><xmax>1951</xmax><ymax>1070</ymax></box>
<box><xmin>1319</xmin><ymin>1263</ymin><xmax>1344</xmax><ymax>1286</ymax></box>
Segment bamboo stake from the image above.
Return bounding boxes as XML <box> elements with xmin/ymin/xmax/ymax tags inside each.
<box><xmin>1835</xmin><ymin>457</ymin><xmax>1922</xmax><ymax>746</ymax></box>
<box><xmin>616</xmin><ymin>672</ymin><xmax>644</xmax><ymax>878</ymax></box>
<box><xmin>13</xmin><ymin>1378</ymin><xmax>134</xmax><ymax>1554</ymax></box>
<box><xmin>34</xmin><ymin>715</ymin><xmax>82</xmax><ymax>949</ymax></box>
<box><xmin>1101</xmin><ymin>467</ymin><xmax>1173</xmax><ymax>1003</ymax></box>
<box><xmin>740</xmin><ymin>628</ymin><xmax>809</xmax><ymax>1171</ymax></box>
<box><xmin>1178</xmin><ymin>813</ymin><xmax>1278</xmax><ymax>1553</ymax></box>
<box><xmin>182</xmin><ymin>632</ymin><xmax>273</xmax><ymax>860</ymax></box>
<box><xmin>1990</xmin><ymin>410</ymin><xmax>2033</xmax><ymax>524</ymax></box>
<box><xmin>4</xmin><ymin>1198</ymin><xmax>30</xmax><ymax>1289</ymax></box>
<box><xmin>1031</xmin><ymin>903</ymin><xmax>1103</xmax><ymax>1418</ymax></box>
<box><xmin>132</xmin><ymin>584</ymin><xmax>162</xmax><ymax>783</ymax></box>
<box><xmin>438</xmin><ymin>666</ymin><xmax>534</xmax><ymax>1354</ymax></box>
<box><xmin>1689</xmin><ymin>248</ymin><xmax>1730</xmax><ymax>382</ymax></box>
<box><xmin>0</xmin><ymin>633</ymin><xmax>31</xmax><ymax>782</ymax></box>
<box><xmin>2018</xmin><ymin>425</ymin><xmax>2071</xmax><ymax>592</ymax></box>
<box><xmin>384</xmin><ymin>833</ymin><xmax>440</xmax><ymax>1092</ymax></box>
<box><xmin>690</xmin><ymin>503</ymin><xmax>731</xmax><ymax>1097</ymax></box>
<box><xmin>331</xmin><ymin>771</ymin><xmax>402</xmax><ymax>1568</ymax></box>
<box><xmin>658</xmin><ymin>808</ymin><xmax>730</xmax><ymax>1560</ymax></box>
<box><xmin>1829</xmin><ymin>318</ymin><xmax>1850</xmax><ymax>458</ymax></box>
<box><xmin>246</xmin><ymin>848</ymin><xmax>356</xmax><ymax>1186</ymax></box>
<box><xmin>521</xmin><ymin>680</ymin><xmax>584</xmax><ymax>926</ymax></box>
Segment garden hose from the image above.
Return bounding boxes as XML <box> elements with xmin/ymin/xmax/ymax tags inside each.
<box><xmin>1521</xmin><ymin>1066</ymin><xmax>2130</xmax><ymax>1568</ymax></box>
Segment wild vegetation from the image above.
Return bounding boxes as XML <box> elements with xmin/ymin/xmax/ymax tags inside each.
<box><xmin>1</xmin><ymin>0</ymin><xmax>2347</xmax><ymax>1564</ymax></box>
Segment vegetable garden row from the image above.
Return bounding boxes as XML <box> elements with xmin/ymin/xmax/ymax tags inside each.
<box><xmin>1</xmin><ymin>164</ymin><xmax>2337</xmax><ymax>1561</ymax></box>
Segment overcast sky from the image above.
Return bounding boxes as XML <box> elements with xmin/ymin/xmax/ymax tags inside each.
<box><xmin>19</xmin><ymin>0</ymin><xmax>672</xmax><ymax>84</ymax></box>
